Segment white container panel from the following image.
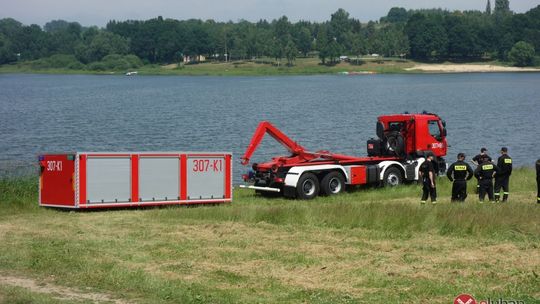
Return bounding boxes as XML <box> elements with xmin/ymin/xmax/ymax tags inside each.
<box><xmin>187</xmin><ymin>156</ymin><xmax>225</xmax><ymax>199</ymax></box>
<box><xmin>86</xmin><ymin>157</ymin><xmax>131</xmax><ymax>203</ymax></box>
<box><xmin>139</xmin><ymin>157</ymin><xmax>179</xmax><ymax>201</ymax></box>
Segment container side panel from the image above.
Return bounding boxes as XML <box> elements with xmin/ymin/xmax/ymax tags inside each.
<box><xmin>131</xmin><ymin>155</ymin><xmax>139</xmax><ymax>202</ymax></box>
<box><xmin>39</xmin><ymin>154</ymin><xmax>75</xmax><ymax>206</ymax></box>
<box><xmin>79</xmin><ymin>155</ymin><xmax>87</xmax><ymax>204</ymax></box>
<box><xmin>187</xmin><ymin>156</ymin><xmax>225</xmax><ymax>199</ymax></box>
<box><xmin>86</xmin><ymin>157</ymin><xmax>131</xmax><ymax>203</ymax></box>
<box><xmin>225</xmin><ymin>154</ymin><xmax>232</xmax><ymax>199</ymax></box>
<box><xmin>139</xmin><ymin>157</ymin><xmax>180</xmax><ymax>201</ymax></box>
<box><xmin>180</xmin><ymin>155</ymin><xmax>187</xmax><ymax>200</ymax></box>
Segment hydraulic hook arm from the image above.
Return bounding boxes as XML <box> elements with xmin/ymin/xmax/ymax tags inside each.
<box><xmin>240</xmin><ymin>121</ymin><xmax>306</xmax><ymax>165</ymax></box>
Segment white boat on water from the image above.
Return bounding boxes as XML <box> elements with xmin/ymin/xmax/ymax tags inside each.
<box><xmin>125</xmin><ymin>71</ymin><xmax>138</xmax><ymax>76</ymax></box>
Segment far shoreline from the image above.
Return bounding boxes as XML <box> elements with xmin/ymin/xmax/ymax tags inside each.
<box><xmin>1</xmin><ymin>60</ymin><xmax>539</xmax><ymax>77</ymax></box>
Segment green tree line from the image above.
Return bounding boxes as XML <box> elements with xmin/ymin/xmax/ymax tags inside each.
<box><xmin>1</xmin><ymin>1</ymin><xmax>539</xmax><ymax>68</ymax></box>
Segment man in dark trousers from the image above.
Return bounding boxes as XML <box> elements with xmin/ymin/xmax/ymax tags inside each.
<box><xmin>475</xmin><ymin>156</ymin><xmax>499</xmax><ymax>202</ymax></box>
<box><xmin>472</xmin><ymin>148</ymin><xmax>492</xmax><ymax>193</ymax></box>
<box><xmin>419</xmin><ymin>154</ymin><xmax>437</xmax><ymax>204</ymax></box>
<box><xmin>447</xmin><ymin>153</ymin><xmax>474</xmax><ymax>202</ymax></box>
<box><xmin>494</xmin><ymin>147</ymin><xmax>512</xmax><ymax>202</ymax></box>
<box><xmin>536</xmin><ymin>159</ymin><xmax>540</xmax><ymax>204</ymax></box>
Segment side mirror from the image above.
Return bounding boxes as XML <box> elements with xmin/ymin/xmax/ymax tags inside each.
<box><xmin>376</xmin><ymin>122</ymin><xmax>384</xmax><ymax>139</ymax></box>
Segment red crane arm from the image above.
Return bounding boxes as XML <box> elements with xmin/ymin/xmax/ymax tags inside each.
<box><xmin>240</xmin><ymin>121</ymin><xmax>307</xmax><ymax>165</ymax></box>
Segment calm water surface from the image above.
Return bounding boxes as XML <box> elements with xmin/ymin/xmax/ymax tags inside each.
<box><xmin>1</xmin><ymin>73</ymin><xmax>539</xmax><ymax>182</ymax></box>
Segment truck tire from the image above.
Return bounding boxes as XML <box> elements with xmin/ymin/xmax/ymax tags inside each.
<box><xmin>383</xmin><ymin>167</ymin><xmax>403</xmax><ymax>187</ymax></box>
<box><xmin>320</xmin><ymin>171</ymin><xmax>345</xmax><ymax>196</ymax></box>
<box><xmin>296</xmin><ymin>173</ymin><xmax>319</xmax><ymax>200</ymax></box>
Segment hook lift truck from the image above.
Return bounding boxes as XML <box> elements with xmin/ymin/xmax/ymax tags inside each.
<box><xmin>240</xmin><ymin>113</ymin><xmax>448</xmax><ymax>199</ymax></box>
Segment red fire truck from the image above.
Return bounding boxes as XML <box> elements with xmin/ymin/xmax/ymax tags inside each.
<box><xmin>240</xmin><ymin>112</ymin><xmax>448</xmax><ymax>199</ymax></box>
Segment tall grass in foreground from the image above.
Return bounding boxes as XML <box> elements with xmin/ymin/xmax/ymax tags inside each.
<box><xmin>1</xmin><ymin>168</ymin><xmax>537</xmax><ymax>241</ymax></box>
<box><xmin>0</xmin><ymin>168</ymin><xmax>538</xmax><ymax>303</ymax></box>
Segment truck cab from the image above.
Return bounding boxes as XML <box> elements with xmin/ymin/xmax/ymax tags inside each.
<box><xmin>368</xmin><ymin>112</ymin><xmax>448</xmax><ymax>172</ymax></box>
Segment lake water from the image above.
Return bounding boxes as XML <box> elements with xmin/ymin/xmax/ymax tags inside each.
<box><xmin>1</xmin><ymin>73</ymin><xmax>539</xmax><ymax>182</ymax></box>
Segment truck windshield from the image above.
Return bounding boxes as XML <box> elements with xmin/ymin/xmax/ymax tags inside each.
<box><xmin>428</xmin><ymin>120</ymin><xmax>441</xmax><ymax>139</ymax></box>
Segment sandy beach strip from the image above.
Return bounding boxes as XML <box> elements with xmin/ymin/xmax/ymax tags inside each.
<box><xmin>406</xmin><ymin>64</ymin><xmax>540</xmax><ymax>73</ymax></box>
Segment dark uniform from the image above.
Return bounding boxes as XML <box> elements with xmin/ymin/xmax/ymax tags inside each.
<box><xmin>475</xmin><ymin>161</ymin><xmax>499</xmax><ymax>202</ymax></box>
<box><xmin>472</xmin><ymin>153</ymin><xmax>492</xmax><ymax>165</ymax></box>
<box><xmin>420</xmin><ymin>158</ymin><xmax>437</xmax><ymax>203</ymax></box>
<box><xmin>472</xmin><ymin>153</ymin><xmax>492</xmax><ymax>193</ymax></box>
<box><xmin>447</xmin><ymin>160</ymin><xmax>474</xmax><ymax>202</ymax></box>
<box><xmin>494</xmin><ymin>153</ymin><xmax>512</xmax><ymax>202</ymax></box>
<box><xmin>536</xmin><ymin>159</ymin><xmax>540</xmax><ymax>204</ymax></box>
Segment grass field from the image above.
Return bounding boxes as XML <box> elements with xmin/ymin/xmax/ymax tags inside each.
<box><xmin>0</xmin><ymin>168</ymin><xmax>539</xmax><ymax>303</ymax></box>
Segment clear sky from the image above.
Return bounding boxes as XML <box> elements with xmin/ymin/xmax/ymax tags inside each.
<box><xmin>1</xmin><ymin>0</ymin><xmax>539</xmax><ymax>27</ymax></box>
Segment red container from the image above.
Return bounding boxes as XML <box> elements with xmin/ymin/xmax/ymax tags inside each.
<box><xmin>39</xmin><ymin>152</ymin><xmax>232</xmax><ymax>209</ymax></box>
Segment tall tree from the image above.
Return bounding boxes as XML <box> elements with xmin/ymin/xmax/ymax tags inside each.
<box><xmin>384</xmin><ymin>7</ymin><xmax>409</xmax><ymax>23</ymax></box>
<box><xmin>284</xmin><ymin>37</ymin><xmax>298</xmax><ymax>66</ymax></box>
<box><xmin>406</xmin><ymin>13</ymin><xmax>448</xmax><ymax>60</ymax></box>
<box><xmin>296</xmin><ymin>27</ymin><xmax>312</xmax><ymax>56</ymax></box>
<box><xmin>316</xmin><ymin>24</ymin><xmax>329</xmax><ymax>64</ymax></box>
<box><xmin>494</xmin><ymin>0</ymin><xmax>510</xmax><ymax>14</ymax></box>
<box><xmin>485</xmin><ymin>0</ymin><xmax>492</xmax><ymax>15</ymax></box>
<box><xmin>329</xmin><ymin>9</ymin><xmax>351</xmax><ymax>46</ymax></box>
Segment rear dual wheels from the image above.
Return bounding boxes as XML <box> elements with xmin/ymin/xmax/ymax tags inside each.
<box><xmin>320</xmin><ymin>171</ymin><xmax>345</xmax><ymax>196</ymax></box>
<box><xmin>296</xmin><ymin>171</ymin><xmax>345</xmax><ymax>199</ymax></box>
<box><xmin>296</xmin><ymin>173</ymin><xmax>319</xmax><ymax>199</ymax></box>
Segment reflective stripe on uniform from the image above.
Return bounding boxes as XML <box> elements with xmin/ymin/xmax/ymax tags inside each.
<box><xmin>503</xmin><ymin>192</ymin><xmax>509</xmax><ymax>195</ymax></box>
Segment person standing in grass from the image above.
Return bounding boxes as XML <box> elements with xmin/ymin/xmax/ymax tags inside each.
<box><xmin>419</xmin><ymin>154</ymin><xmax>437</xmax><ymax>204</ymax></box>
<box><xmin>446</xmin><ymin>153</ymin><xmax>474</xmax><ymax>202</ymax></box>
<box><xmin>494</xmin><ymin>147</ymin><xmax>512</xmax><ymax>202</ymax></box>
<box><xmin>474</xmin><ymin>156</ymin><xmax>499</xmax><ymax>203</ymax></box>
<box><xmin>472</xmin><ymin>148</ymin><xmax>492</xmax><ymax>193</ymax></box>
<box><xmin>536</xmin><ymin>159</ymin><xmax>540</xmax><ymax>204</ymax></box>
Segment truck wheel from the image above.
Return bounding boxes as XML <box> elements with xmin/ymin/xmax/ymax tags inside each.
<box><xmin>383</xmin><ymin>167</ymin><xmax>403</xmax><ymax>187</ymax></box>
<box><xmin>320</xmin><ymin>171</ymin><xmax>345</xmax><ymax>196</ymax></box>
<box><xmin>296</xmin><ymin>173</ymin><xmax>319</xmax><ymax>200</ymax></box>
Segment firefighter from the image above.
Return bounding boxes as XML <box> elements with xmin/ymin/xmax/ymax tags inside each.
<box><xmin>446</xmin><ymin>153</ymin><xmax>474</xmax><ymax>202</ymax></box>
<box><xmin>472</xmin><ymin>148</ymin><xmax>492</xmax><ymax>194</ymax></box>
<box><xmin>536</xmin><ymin>159</ymin><xmax>540</xmax><ymax>204</ymax></box>
<box><xmin>419</xmin><ymin>154</ymin><xmax>437</xmax><ymax>204</ymax></box>
<box><xmin>472</xmin><ymin>148</ymin><xmax>492</xmax><ymax>165</ymax></box>
<box><xmin>494</xmin><ymin>147</ymin><xmax>512</xmax><ymax>202</ymax></box>
<box><xmin>474</xmin><ymin>156</ymin><xmax>499</xmax><ymax>202</ymax></box>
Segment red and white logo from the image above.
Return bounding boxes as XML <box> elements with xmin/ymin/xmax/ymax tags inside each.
<box><xmin>454</xmin><ymin>294</ymin><xmax>476</xmax><ymax>304</ymax></box>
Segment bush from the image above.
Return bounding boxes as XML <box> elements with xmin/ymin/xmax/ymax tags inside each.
<box><xmin>87</xmin><ymin>61</ymin><xmax>107</xmax><ymax>71</ymax></box>
<box><xmin>123</xmin><ymin>55</ymin><xmax>143</xmax><ymax>68</ymax></box>
<box><xmin>30</xmin><ymin>54</ymin><xmax>85</xmax><ymax>70</ymax></box>
<box><xmin>508</xmin><ymin>41</ymin><xmax>535</xmax><ymax>67</ymax></box>
<box><xmin>88</xmin><ymin>54</ymin><xmax>144</xmax><ymax>71</ymax></box>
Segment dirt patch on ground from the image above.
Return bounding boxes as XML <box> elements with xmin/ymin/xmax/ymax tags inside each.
<box><xmin>406</xmin><ymin>64</ymin><xmax>540</xmax><ymax>73</ymax></box>
<box><xmin>0</xmin><ymin>274</ymin><xmax>130</xmax><ymax>303</ymax></box>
